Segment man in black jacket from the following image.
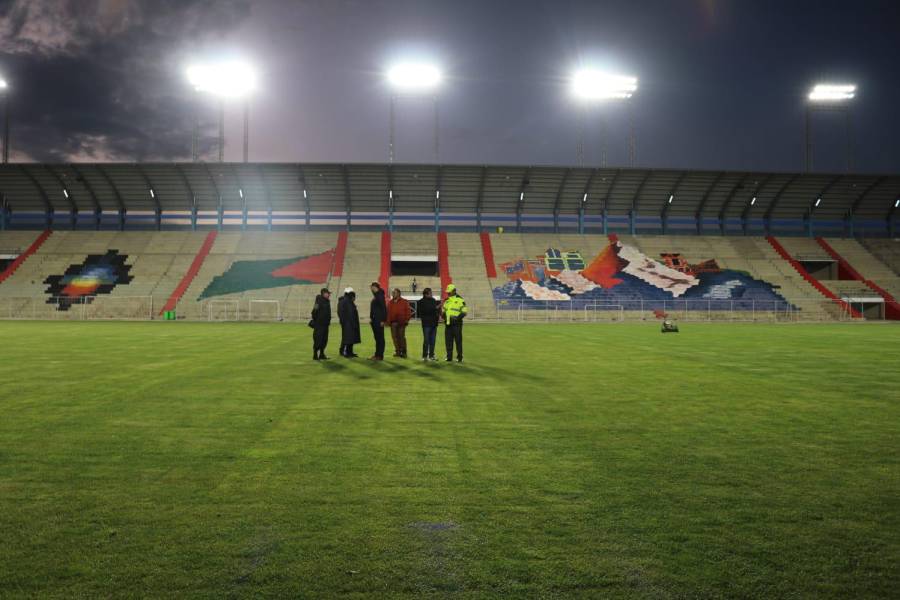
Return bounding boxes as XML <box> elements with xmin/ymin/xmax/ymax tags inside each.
<box><xmin>368</xmin><ymin>282</ymin><xmax>387</xmax><ymax>361</ymax></box>
<box><xmin>337</xmin><ymin>287</ymin><xmax>361</xmax><ymax>358</ymax></box>
<box><xmin>311</xmin><ymin>288</ymin><xmax>332</xmax><ymax>360</ymax></box>
<box><xmin>309</xmin><ymin>288</ymin><xmax>331</xmax><ymax>360</ymax></box>
<box><xmin>417</xmin><ymin>287</ymin><xmax>439</xmax><ymax>361</ymax></box>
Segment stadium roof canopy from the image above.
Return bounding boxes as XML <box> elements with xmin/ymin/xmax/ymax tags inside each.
<box><xmin>1</xmin><ymin>163</ymin><xmax>898</xmax><ymax>232</ymax></box>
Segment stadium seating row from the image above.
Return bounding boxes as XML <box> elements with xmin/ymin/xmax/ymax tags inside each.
<box><xmin>0</xmin><ymin>230</ymin><xmax>897</xmax><ymax>321</ymax></box>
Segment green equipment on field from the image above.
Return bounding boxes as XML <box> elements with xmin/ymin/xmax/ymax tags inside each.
<box><xmin>163</xmin><ymin>310</ymin><xmax>176</xmax><ymax>321</ymax></box>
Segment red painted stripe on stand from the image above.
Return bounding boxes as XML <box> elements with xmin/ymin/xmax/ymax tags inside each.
<box><xmin>766</xmin><ymin>236</ymin><xmax>862</xmax><ymax>318</ymax></box>
<box><xmin>332</xmin><ymin>231</ymin><xmax>348</xmax><ymax>277</ymax></box>
<box><xmin>0</xmin><ymin>230</ymin><xmax>52</xmax><ymax>284</ymax></box>
<box><xmin>379</xmin><ymin>231</ymin><xmax>391</xmax><ymax>290</ymax></box>
<box><xmin>479</xmin><ymin>232</ymin><xmax>497</xmax><ymax>278</ymax></box>
<box><xmin>438</xmin><ymin>232</ymin><xmax>452</xmax><ymax>297</ymax></box>
<box><xmin>816</xmin><ymin>237</ymin><xmax>900</xmax><ymax>320</ymax></box>
<box><xmin>159</xmin><ymin>231</ymin><xmax>218</xmax><ymax>315</ymax></box>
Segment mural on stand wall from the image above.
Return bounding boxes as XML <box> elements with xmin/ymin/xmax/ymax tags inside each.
<box><xmin>44</xmin><ymin>250</ymin><xmax>134</xmax><ymax>310</ymax></box>
<box><xmin>493</xmin><ymin>241</ymin><xmax>793</xmax><ymax>310</ymax></box>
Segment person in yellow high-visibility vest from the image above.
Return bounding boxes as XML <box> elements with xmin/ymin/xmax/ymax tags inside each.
<box><xmin>441</xmin><ymin>283</ymin><xmax>468</xmax><ymax>362</ymax></box>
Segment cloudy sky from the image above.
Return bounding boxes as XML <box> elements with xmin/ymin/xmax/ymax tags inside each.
<box><xmin>1</xmin><ymin>0</ymin><xmax>899</xmax><ymax>173</ymax></box>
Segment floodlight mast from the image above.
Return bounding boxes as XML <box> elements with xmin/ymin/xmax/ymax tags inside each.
<box><xmin>571</xmin><ymin>69</ymin><xmax>638</xmax><ymax>168</ymax></box>
<box><xmin>386</xmin><ymin>63</ymin><xmax>442</xmax><ymax>164</ymax></box>
<box><xmin>805</xmin><ymin>83</ymin><xmax>855</xmax><ymax>173</ymax></box>
<box><xmin>186</xmin><ymin>61</ymin><xmax>257</xmax><ymax>163</ymax></box>
<box><xmin>0</xmin><ymin>77</ymin><xmax>9</xmax><ymax>164</ymax></box>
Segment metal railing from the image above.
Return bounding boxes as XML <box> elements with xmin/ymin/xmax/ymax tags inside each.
<box><xmin>0</xmin><ymin>295</ymin><xmax>871</xmax><ymax>323</ymax></box>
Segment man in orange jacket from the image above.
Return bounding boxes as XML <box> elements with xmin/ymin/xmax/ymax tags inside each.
<box><xmin>386</xmin><ymin>287</ymin><xmax>413</xmax><ymax>358</ymax></box>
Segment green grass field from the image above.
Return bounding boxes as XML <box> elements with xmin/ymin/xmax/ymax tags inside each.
<box><xmin>1</xmin><ymin>321</ymin><xmax>898</xmax><ymax>598</ymax></box>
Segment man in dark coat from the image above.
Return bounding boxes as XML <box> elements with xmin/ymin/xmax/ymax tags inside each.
<box><xmin>311</xmin><ymin>288</ymin><xmax>332</xmax><ymax>360</ymax></box>
<box><xmin>337</xmin><ymin>287</ymin><xmax>361</xmax><ymax>358</ymax></box>
<box><xmin>368</xmin><ymin>282</ymin><xmax>387</xmax><ymax>361</ymax></box>
<box><xmin>417</xmin><ymin>287</ymin><xmax>439</xmax><ymax>361</ymax></box>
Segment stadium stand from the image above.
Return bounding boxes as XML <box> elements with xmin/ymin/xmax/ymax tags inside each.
<box><xmin>0</xmin><ymin>162</ymin><xmax>897</xmax><ymax>321</ymax></box>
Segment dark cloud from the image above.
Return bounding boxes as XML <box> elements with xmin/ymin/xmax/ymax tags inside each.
<box><xmin>1</xmin><ymin>0</ymin><xmax>250</xmax><ymax>161</ymax></box>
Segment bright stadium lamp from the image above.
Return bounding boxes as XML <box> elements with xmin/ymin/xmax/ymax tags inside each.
<box><xmin>186</xmin><ymin>60</ymin><xmax>257</xmax><ymax>163</ymax></box>
<box><xmin>808</xmin><ymin>83</ymin><xmax>856</xmax><ymax>103</ymax></box>
<box><xmin>571</xmin><ymin>69</ymin><xmax>637</xmax><ymax>100</ymax></box>
<box><xmin>387</xmin><ymin>63</ymin><xmax>442</xmax><ymax>92</ymax></box>
<box><xmin>386</xmin><ymin>62</ymin><xmax>442</xmax><ymax>164</ymax></box>
<box><xmin>805</xmin><ymin>82</ymin><xmax>856</xmax><ymax>172</ymax></box>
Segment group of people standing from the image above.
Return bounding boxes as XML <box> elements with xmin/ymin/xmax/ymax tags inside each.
<box><xmin>309</xmin><ymin>282</ymin><xmax>467</xmax><ymax>362</ymax></box>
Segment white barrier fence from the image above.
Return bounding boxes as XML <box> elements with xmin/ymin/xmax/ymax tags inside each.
<box><xmin>0</xmin><ymin>295</ymin><xmax>868</xmax><ymax>322</ymax></box>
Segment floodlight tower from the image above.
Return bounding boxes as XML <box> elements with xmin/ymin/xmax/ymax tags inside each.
<box><xmin>805</xmin><ymin>83</ymin><xmax>855</xmax><ymax>172</ymax></box>
<box><xmin>186</xmin><ymin>61</ymin><xmax>257</xmax><ymax>162</ymax></box>
<box><xmin>571</xmin><ymin>69</ymin><xmax>638</xmax><ymax>168</ymax></box>
<box><xmin>0</xmin><ymin>77</ymin><xmax>9</xmax><ymax>164</ymax></box>
<box><xmin>386</xmin><ymin>62</ymin><xmax>442</xmax><ymax>163</ymax></box>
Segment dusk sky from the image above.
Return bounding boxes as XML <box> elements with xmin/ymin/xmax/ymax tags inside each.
<box><xmin>2</xmin><ymin>0</ymin><xmax>899</xmax><ymax>173</ymax></box>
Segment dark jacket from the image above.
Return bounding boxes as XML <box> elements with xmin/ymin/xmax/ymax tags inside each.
<box><xmin>337</xmin><ymin>293</ymin><xmax>361</xmax><ymax>345</ymax></box>
<box><xmin>370</xmin><ymin>288</ymin><xmax>387</xmax><ymax>324</ymax></box>
<box><xmin>311</xmin><ymin>295</ymin><xmax>331</xmax><ymax>328</ymax></box>
<box><xmin>417</xmin><ymin>296</ymin><xmax>439</xmax><ymax>327</ymax></box>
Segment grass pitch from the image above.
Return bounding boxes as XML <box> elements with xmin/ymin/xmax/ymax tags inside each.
<box><xmin>1</xmin><ymin>321</ymin><xmax>898</xmax><ymax>598</ymax></box>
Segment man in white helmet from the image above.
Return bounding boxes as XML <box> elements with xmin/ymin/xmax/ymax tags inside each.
<box><xmin>441</xmin><ymin>283</ymin><xmax>467</xmax><ymax>362</ymax></box>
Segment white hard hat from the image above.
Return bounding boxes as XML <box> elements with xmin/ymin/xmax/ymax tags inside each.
<box><xmin>344</xmin><ymin>287</ymin><xmax>354</xmax><ymax>294</ymax></box>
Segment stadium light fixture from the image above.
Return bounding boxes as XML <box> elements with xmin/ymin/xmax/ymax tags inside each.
<box><xmin>668</xmin><ymin>194</ymin><xmax>674</xmax><ymax>204</ymax></box>
<box><xmin>808</xmin><ymin>83</ymin><xmax>856</xmax><ymax>103</ymax></box>
<box><xmin>0</xmin><ymin>78</ymin><xmax>7</xmax><ymax>90</ymax></box>
<box><xmin>149</xmin><ymin>188</ymin><xmax>156</xmax><ymax>199</ymax></box>
<box><xmin>750</xmin><ymin>196</ymin><xmax>757</xmax><ymax>206</ymax></box>
<box><xmin>238</xmin><ymin>188</ymin><xmax>244</xmax><ymax>199</ymax></box>
<box><xmin>571</xmin><ymin>69</ymin><xmax>637</xmax><ymax>101</ymax></box>
<box><xmin>303</xmin><ymin>189</ymin><xmax>308</xmax><ymax>199</ymax></box>
<box><xmin>62</xmin><ymin>189</ymin><xmax>69</xmax><ymax>199</ymax></box>
<box><xmin>436</xmin><ymin>190</ymin><xmax>440</xmax><ymax>199</ymax></box>
<box><xmin>387</xmin><ymin>63</ymin><xmax>442</xmax><ymax>92</ymax></box>
<box><xmin>894</xmin><ymin>198</ymin><xmax>899</xmax><ymax>209</ymax></box>
<box><xmin>186</xmin><ymin>61</ymin><xmax>257</xmax><ymax>98</ymax></box>
<box><xmin>582</xmin><ymin>193</ymin><xmax>588</xmax><ymax>203</ymax></box>
<box><xmin>389</xmin><ymin>189</ymin><xmax>393</xmax><ymax>200</ymax></box>
<box><xmin>519</xmin><ymin>192</ymin><xmax>525</xmax><ymax>201</ymax></box>
<box><xmin>815</xmin><ymin>197</ymin><xmax>822</xmax><ymax>208</ymax></box>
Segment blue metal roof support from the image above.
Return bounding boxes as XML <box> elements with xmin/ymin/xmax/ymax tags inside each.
<box><xmin>763</xmin><ymin>174</ymin><xmax>801</xmax><ymax>235</ymax></box>
<box><xmin>694</xmin><ymin>171</ymin><xmax>725</xmax><ymax>234</ymax></box>
<box><xmin>516</xmin><ymin>167</ymin><xmax>531</xmax><ymax>233</ymax></box>
<box><xmin>134</xmin><ymin>164</ymin><xmax>162</xmax><ymax>230</ymax></box>
<box><xmin>475</xmin><ymin>166</ymin><xmax>487</xmax><ymax>232</ymax></box>
<box><xmin>598</xmin><ymin>168</ymin><xmax>619</xmax><ymax>235</ymax></box>
<box><xmin>661</xmin><ymin>172</ymin><xmax>687</xmax><ymax>234</ymax></box>
<box><xmin>18</xmin><ymin>165</ymin><xmax>52</xmax><ymax>228</ymax></box>
<box><xmin>69</xmin><ymin>164</ymin><xmax>102</xmax><ymax>230</ymax></box>
<box><xmin>718</xmin><ymin>173</ymin><xmax>750</xmax><ymax>236</ymax></box>
<box><xmin>386</xmin><ymin>165</ymin><xmax>394</xmax><ymax>232</ymax></box>
<box><xmin>847</xmin><ymin>176</ymin><xmax>886</xmax><ymax>237</ymax></box>
<box><xmin>297</xmin><ymin>164</ymin><xmax>310</xmax><ymax>228</ymax></box>
<box><xmin>740</xmin><ymin>175</ymin><xmax>773</xmax><ymax>236</ymax></box>
<box><xmin>44</xmin><ymin>165</ymin><xmax>78</xmax><ymax>229</ymax></box>
<box><xmin>94</xmin><ymin>165</ymin><xmax>126</xmax><ymax>230</ymax></box>
<box><xmin>630</xmin><ymin>170</ymin><xmax>653</xmax><ymax>235</ymax></box>
<box><xmin>552</xmin><ymin>168</ymin><xmax>571</xmax><ymax>233</ymax></box>
<box><xmin>201</xmin><ymin>163</ymin><xmax>222</xmax><ymax>231</ymax></box>
<box><xmin>340</xmin><ymin>164</ymin><xmax>351</xmax><ymax>230</ymax></box>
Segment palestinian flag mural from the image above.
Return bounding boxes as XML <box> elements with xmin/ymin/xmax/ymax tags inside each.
<box><xmin>198</xmin><ymin>249</ymin><xmax>334</xmax><ymax>300</ymax></box>
<box><xmin>44</xmin><ymin>250</ymin><xmax>134</xmax><ymax>310</ymax></box>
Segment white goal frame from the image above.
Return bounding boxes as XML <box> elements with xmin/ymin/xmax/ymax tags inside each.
<box><xmin>208</xmin><ymin>299</ymin><xmax>241</xmax><ymax>321</ymax></box>
<box><xmin>583</xmin><ymin>303</ymin><xmax>625</xmax><ymax>322</ymax></box>
<box><xmin>249</xmin><ymin>299</ymin><xmax>282</xmax><ymax>321</ymax></box>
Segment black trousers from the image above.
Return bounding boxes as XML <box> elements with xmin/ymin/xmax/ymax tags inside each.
<box><xmin>445</xmin><ymin>320</ymin><xmax>463</xmax><ymax>360</ymax></box>
<box><xmin>371</xmin><ymin>323</ymin><xmax>386</xmax><ymax>358</ymax></box>
<box><xmin>313</xmin><ymin>326</ymin><xmax>329</xmax><ymax>354</ymax></box>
